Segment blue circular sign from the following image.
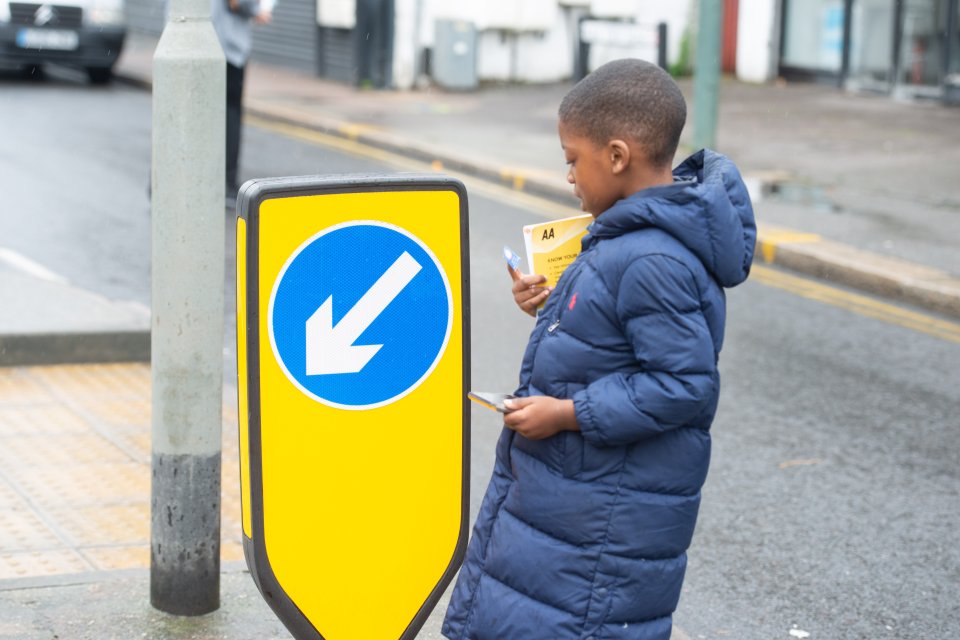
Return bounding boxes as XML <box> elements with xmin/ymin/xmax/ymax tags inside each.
<box><xmin>269</xmin><ymin>222</ymin><xmax>452</xmax><ymax>409</ymax></box>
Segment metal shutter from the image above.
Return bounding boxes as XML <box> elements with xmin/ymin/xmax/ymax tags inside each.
<box><xmin>317</xmin><ymin>26</ymin><xmax>356</xmax><ymax>84</ymax></box>
<box><xmin>316</xmin><ymin>0</ymin><xmax>393</xmax><ymax>87</ymax></box>
<box><xmin>250</xmin><ymin>0</ymin><xmax>317</xmax><ymax>75</ymax></box>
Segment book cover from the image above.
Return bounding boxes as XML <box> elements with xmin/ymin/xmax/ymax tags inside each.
<box><xmin>522</xmin><ymin>213</ymin><xmax>593</xmax><ymax>289</ymax></box>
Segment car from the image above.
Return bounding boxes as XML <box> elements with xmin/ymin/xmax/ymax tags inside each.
<box><xmin>0</xmin><ymin>0</ymin><xmax>125</xmax><ymax>84</ymax></box>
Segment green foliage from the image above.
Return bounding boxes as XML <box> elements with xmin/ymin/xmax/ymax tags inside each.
<box><xmin>670</xmin><ymin>27</ymin><xmax>693</xmax><ymax>78</ymax></box>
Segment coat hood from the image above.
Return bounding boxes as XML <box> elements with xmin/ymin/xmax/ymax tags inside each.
<box><xmin>586</xmin><ymin>149</ymin><xmax>757</xmax><ymax>288</ymax></box>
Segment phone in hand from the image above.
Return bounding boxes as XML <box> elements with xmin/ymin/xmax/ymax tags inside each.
<box><xmin>503</xmin><ymin>245</ymin><xmax>522</xmax><ymax>275</ymax></box>
<box><xmin>468</xmin><ymin>391</ymin><xmax>517</xmax><ymax>413</ymax></box>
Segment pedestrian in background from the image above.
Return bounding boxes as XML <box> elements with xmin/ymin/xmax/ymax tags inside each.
<box><xmin>211</xmin><ymin>0</ymin><xmax>273</xmax><ymax>208</ymax></box>
<box><xmin>442</xmin><ymin>59</ymin><xmax>756</xmax><ymax>640</ymax></box>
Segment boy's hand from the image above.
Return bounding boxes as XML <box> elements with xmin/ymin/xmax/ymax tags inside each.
<box><xmin>502</xmin><ymin>396</ymin><xmax>578</xmax><ymax>440</ymax></box>
<box><xmin>508</xmin><ymin>265</ymin><xmax>551</xmax><ymax>317</ymax></box>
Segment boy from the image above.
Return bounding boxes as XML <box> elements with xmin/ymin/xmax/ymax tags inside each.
<box><xmin>442</xmin><ymin>59</ymin><xmax>756</xmax><ymax>640</ymax></box>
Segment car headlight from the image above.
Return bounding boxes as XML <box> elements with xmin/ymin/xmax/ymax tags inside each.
<box><xmin>84</xmin><ymin>1</ymin><xmax>125</xmax><ymax>26</ymax></box>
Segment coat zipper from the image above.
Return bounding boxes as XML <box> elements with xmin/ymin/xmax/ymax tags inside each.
<box><xmin>543</xmin><ymin>249</ymin><xmax>590</xmax><ymax>334</ymax></box>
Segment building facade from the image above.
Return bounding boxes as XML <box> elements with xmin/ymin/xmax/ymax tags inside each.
<box><xmin>739</xmin><ymin>0</ymin><xmax>960</xmax><ymax>102</ymax></box>
<box><xmin>126</xmin><ymin>0</ymin><xmax>959</xmax><ymax>103</ymax></box>
<box><xmin>125</xmin><ymin>0</ymin><xmax>693</xmax><ymax>89</ymax></box>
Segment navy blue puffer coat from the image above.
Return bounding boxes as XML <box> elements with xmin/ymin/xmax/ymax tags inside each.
<box><xmin>443</xmin><ymin>150</ymin><xmax>756</xmax><ymax>640</ymax></box>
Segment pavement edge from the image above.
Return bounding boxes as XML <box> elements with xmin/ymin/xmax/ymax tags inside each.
<box><xmin>0</xmin><ymin>330</ymin><xmax>150</xmax><ymax>366</ymax></box>
<box><xmin>114</xmin><ymin>68</ymin><xmax>960</xmax><ymax>321</ymax></box>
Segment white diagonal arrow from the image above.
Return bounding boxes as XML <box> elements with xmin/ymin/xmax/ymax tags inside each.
<box><xmin>305</xmin><ymin>251</ymin><xmax>422</xmax><ymax>375</ymax></box>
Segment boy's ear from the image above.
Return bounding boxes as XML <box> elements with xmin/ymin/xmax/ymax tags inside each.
<box><xmin>608</xmin><ymin>139</ymin><xmax>631</xmax><ymax>175</ymax></box>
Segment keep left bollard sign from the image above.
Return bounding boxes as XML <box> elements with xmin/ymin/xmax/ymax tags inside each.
<box><xmin>235</xmin><ymin>174</ymin><xmax>470</xmax><ymax>640</ymax></box>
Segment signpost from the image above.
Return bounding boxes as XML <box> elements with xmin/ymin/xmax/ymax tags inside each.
<box><xmin>150</xmin><ymin>0</ymin><xmax>224</xmax><ymax>616</ymax></box>
<box><xmin>693</xmin><ymin>0</ymin><xmax>724</xmax><ymax>151</ymax></box>
<box><xmin>236</xmin><ymin>175</ymin><xmax>470</xmax><ymax>640</ymax></box>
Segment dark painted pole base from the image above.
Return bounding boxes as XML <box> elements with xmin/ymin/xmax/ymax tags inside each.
<box><xmin>150</xmin><ymin>452</ymin><xmax>222</xmax><ymax>616</ymax></box>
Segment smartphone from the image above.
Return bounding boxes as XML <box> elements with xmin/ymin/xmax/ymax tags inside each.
<box><xmin>503</xmin><ymin>245</ymin><xmax>522</xmax><ymax>273</ymax></box>
<box><xmin>468</xmin><ymin>391</ymin><xmax>517</xmax><ymax>413</ymax></box>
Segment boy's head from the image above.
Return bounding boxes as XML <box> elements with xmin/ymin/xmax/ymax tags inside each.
<box><xmin>558</xmin><ymin>59</ymin><xmax>687</xmax><ymax>215</ymax></box>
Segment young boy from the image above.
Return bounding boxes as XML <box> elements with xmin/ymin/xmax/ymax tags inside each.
<box><xmin>442</xmin><ymin>59</ymin><xmax>756</xmax><ymax>640</ymax></box>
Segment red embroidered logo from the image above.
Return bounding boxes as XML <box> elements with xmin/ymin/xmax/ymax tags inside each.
<box><xmin>568</xmin><ymin>292</ymin><xmax>578</xmax><ymax>310</ymax></box>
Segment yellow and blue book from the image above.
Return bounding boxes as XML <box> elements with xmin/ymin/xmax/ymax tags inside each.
<box><xmin>522</xmin><ymin>213</ymin><xmax>593</xmax><ymax>289</ymax></box>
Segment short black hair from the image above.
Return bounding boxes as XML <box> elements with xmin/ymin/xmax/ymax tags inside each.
<box><xmin>559</xmin><ymin>58</ymin><xmax>687</xmax><ymax>169</ymax></box>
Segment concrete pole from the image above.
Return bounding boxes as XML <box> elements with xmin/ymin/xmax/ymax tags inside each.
<box><xmin>693</xmin><ymin>0</ymin><xmax>723</xmax><ymax>151</ymax></box>
<box><xmin>150</xmin><ymin>0</ymin><xmax>226</xmax><ymax>616</ymax></box>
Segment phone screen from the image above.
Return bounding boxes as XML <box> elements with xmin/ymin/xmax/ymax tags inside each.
<box><xmin>503</xmin><ymin>246</ymin><xmax>522</xmax><ymax>273</ymax></box>
<box><xmin>468</xmin><ymin>391</ymin><xmax>516</xmax><ymax>413</ymax></box>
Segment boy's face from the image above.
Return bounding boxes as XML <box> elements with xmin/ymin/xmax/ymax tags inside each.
<box><xmin>558</xmin><ymin>119</ymin><xmax>623</xmax><ymax>217</ymax></box>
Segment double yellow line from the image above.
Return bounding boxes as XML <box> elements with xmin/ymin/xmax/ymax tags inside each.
<box><xmin>751</xmin><ymin>265</ymin><xmax>960</xmax><ymax>344</ymax></box>
<box><xmin>245</xmin><ymin>114</ymin><xmax>577</xmax><ymax>219</ymax></box>
<box><xmin>248</xmin><ymin>115</ymin><xmax>960</xmax><ymax>346</ymax></box>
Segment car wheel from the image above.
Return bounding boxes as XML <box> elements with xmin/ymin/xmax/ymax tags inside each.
<box><xmin>87</xmin><ymin>67</ymin><xmax>113</xmax><ymax>85</ymax></box>
<box><xmin>22</xmin><ymin>64</ymin><xmax>44</xmax><ymax>80</ymax></box>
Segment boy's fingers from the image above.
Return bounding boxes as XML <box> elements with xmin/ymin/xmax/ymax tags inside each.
<box><xmin>514</xmin><ymin>288</ymin><xmax>551</xmax><ymax>316</ymax></box>
<box><xmin>503</xmin><ymin>397</ymin><xmax>534</xmax><ymax>424</ymax></box>
<box><xmin>507</xmin><ymin>264</ymin><xmax>522</xmax><ymax>282</ymax></box>
<box><xmin>504</xmin><ymin>396</ymin><xmax>533</xmax><ymax>410</ymax></box>
<box><xmin>510</xmin><ymin>274</ymin><xmax>550</xmax><ymax>316</ymax></box>
<box><xmin>512</xmin><ymin>274</ymin><xmax>547</xmax><ymax>294</ymax></box>
<box><xmin>528</xmin><ymin>289</ymin><xmax>551</xmax><ymax>306</ymax></box>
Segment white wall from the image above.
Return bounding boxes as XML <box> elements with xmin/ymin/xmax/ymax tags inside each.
<box><xmin>586</xmin><ymin>0</ymin><xmax>692</xmax><ymax>72</ymax></box>
<box><xmin>736</xmin><ymin>0</ymin><xmax>781</xmax><ymax>83</ymax></box>
<box><xmin>391</xmin><ymin>0</ymin><xmax>697</xmax><ymax>89</ymax></box>
<box><xmin>636</xmin><ymin>0</ymin><xmax>692</xmax><ymax>68</ymax></box>
<box><xmin>591</xmin><ymin>0</ymin><xmax>694</xmax><ymax>68</ymax></box>
<box><xmin>472</xmin><ymin>0</ymin><xmax>557</xmax><ymax>30</ymax></box>
<box><xmin>477</xmin><ymin>7</ymin><xmax>573</xmax><ymax>83</ymax></box>
<box><xmin>391</xmin><ymin>0</ymin><xmax>418</xmax><ymax>90</ymax></box>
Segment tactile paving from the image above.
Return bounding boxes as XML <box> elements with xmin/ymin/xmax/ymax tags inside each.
<box><xmin>221</xmin><ymin>540</ymin><xmax>245</xmax><ymax>563</ymax></box>
<box><xmin>46</xmin><ymin>504</ymin><xmax>149</xmax><ymax>547</ymax></box>
<box><xmin>0</xmin><ymin>508</ymin><xmax>63</xmax><ymax>551</ymax></box>
<box><xmin>71</xmin><ymin>397</ymin><xmax>152</xmax><ymax>431</ymax></box>
<box><xmin>0</xmin><ymin>368</ymin><xmax>54</xmax><ymax>406</ymax></box>
<box><xmin>0</xmin><ymin>549</ymin><xmax>90</xmax><ymax>579</ymax></box>
<box><xmin>0</xmin><ymin>404</ymin><xmax>89</xmax><ymax>437</ymax></box>
<box><xmin>0</xmin><ymin>433</ymin><xmax>134</xmax><ymax>469</ymax></box>
<box><xmin>29</xmin><ymin>364</ymin><xmax>150</xmax><ymax>402</ymax></box>
<box><xmin>101</xmin><ymin>425</ymin><xmax>151</xmax><ymax>460</ymax></box>
<box><xmin>81</xmin><ymin>545</ymin><xmax>150</xmax><ymax>571</ymax></box>
<box><xmin>5</xmin><ymin>462</ymin><xmax>149</xmax><ymax>508</ymax></box>
<box><xmin>0</xmin><ymin>479</ymin><xmax>21</xmax><ymax>508</ymax></box>
<box><xmin>0</xmin><ymin>364</ymin><xmax>246</xmax><ymax>580</ymax></box>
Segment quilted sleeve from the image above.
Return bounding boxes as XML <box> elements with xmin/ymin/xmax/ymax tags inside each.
<box><xmin>572</xmin><ymin>254</ymin><xmax>717</xmax><ymax>447</ymax></box>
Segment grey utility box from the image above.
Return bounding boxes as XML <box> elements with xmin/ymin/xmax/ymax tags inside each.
<box><xmin>433</xmin><ymin>19</ymin><xmax>478</xmax><ymax>91</ymax></box>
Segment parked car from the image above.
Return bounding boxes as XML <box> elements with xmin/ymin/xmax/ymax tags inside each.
<box><xmin>0</xmin><ymin>0</ymin><xmax>125</xmax><ymax>84</ymax></box>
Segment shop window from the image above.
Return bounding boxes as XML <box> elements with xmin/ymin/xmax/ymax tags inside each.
<box><xmin>782</xmin><ymin>0</ymin><xmax>846</xmax><ymax>73</ymax></box>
